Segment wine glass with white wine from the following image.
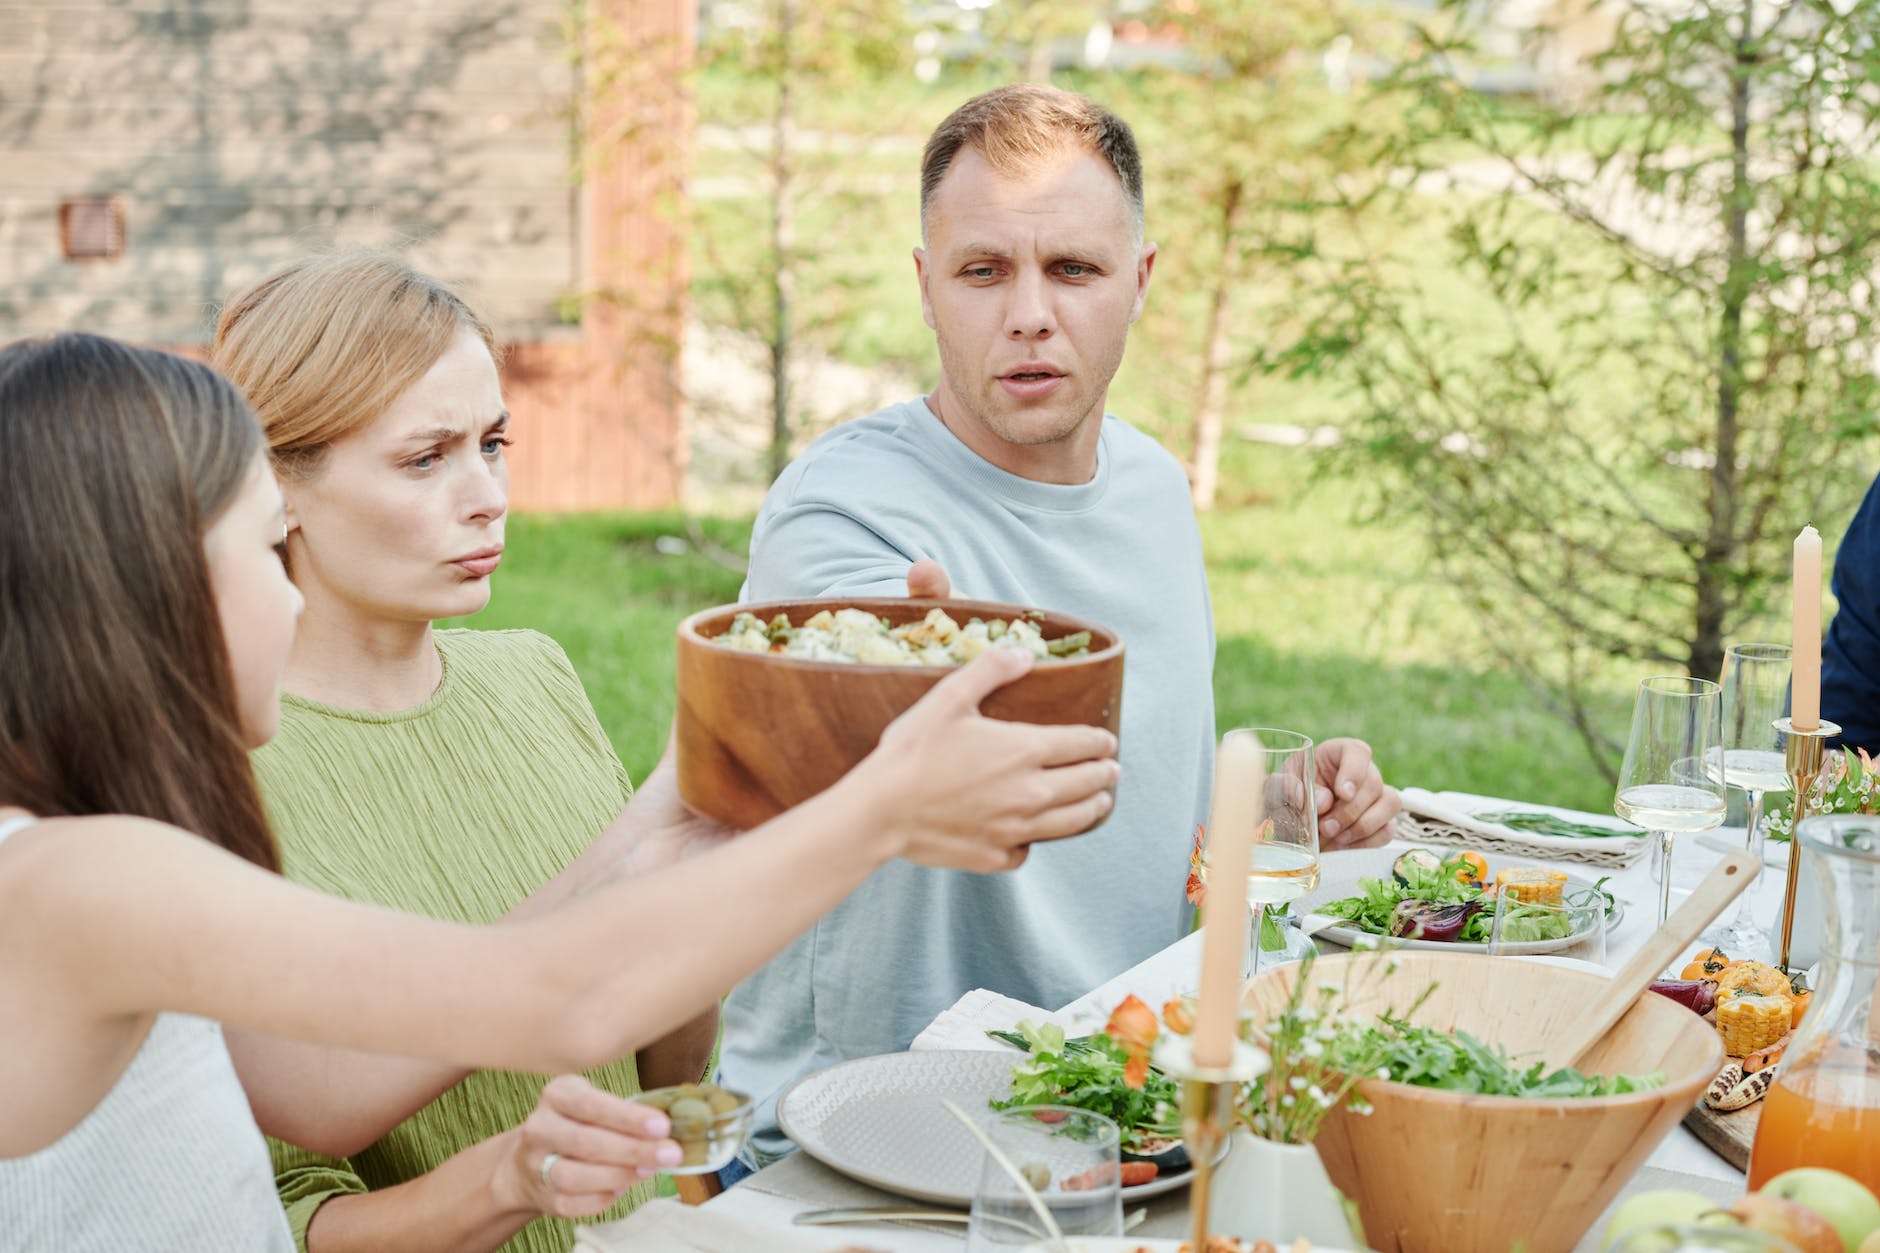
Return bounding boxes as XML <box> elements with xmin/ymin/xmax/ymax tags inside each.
<box><xmin>1615</xmin><ymin>676</ymin><xmax>1727</xmax><ymax>926</ymax></box>
<box><xmin>1699</xmin><ymin>643</ymin><xmax>1792</xmax><ymax>958</ymax></box>
<box><xmin>1228</xmin><ymin>728</ymin><xmax>1320</xmax><ymax>975</ymax></box>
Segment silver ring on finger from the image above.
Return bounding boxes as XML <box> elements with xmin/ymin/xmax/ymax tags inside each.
<box><xmin>539</xmin><ymin>1152</ymin><xmax>562</xmax><ymax>1188</ymax></box>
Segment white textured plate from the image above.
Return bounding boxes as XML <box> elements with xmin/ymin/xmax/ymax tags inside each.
<box><xmin>1299</xmin><ymin>845</ymin><xmax>1622</xmax><ymax>955</ymax></box>
<box><xmin>777</xmin><ymin>1050</ymin><xmax>1205</xmax><ymax>1208</ymax></box>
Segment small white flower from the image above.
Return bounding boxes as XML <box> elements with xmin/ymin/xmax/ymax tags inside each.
<box><xmin>1374</xmin><ymin>1067</ymin><xmax>1390</xmax><ymax>1081</ymax></box>
<box><xmin>1295</xmin><ymin>1005</ymin><xmax>1318</xmax><ymax>1022</ymax></box>
<box><xmin>1281</xmin><ymin>1094</ymin><xmax>1296</xmax><ymax>1108</ymax></box>
<box><xmin>1309</xmin><ymin>1085</ymin><xmax>1329</xmax><ymax>1107</ymax></box>
<box><xmin>1302</xmin><ymin>1039</ymin><xmax>1325</xmax><ymax>1058</ymax></box>
<box><xmin>1289</xmin><ymin>1076</ymin><xmax>1308</xmax><ymax>1092</ymax></box>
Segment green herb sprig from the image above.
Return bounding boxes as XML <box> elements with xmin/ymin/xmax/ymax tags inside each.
<box><xmin>1469</xmin><ymin>810</ymin><xmax>1642</xmax><ymax>840</ymax></box>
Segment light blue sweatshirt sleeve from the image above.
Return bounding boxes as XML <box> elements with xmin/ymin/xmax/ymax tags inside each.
<box><xmin>742</xmin><ymin>502</ymin><xmax>918</xmax><ymax>600</ymax></box>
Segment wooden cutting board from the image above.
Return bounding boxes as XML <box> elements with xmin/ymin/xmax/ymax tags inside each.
<box><xmin>1683</xmin><ymin>1095</ymin><xmax>1760</xmax><ymax>1172</ymax></box>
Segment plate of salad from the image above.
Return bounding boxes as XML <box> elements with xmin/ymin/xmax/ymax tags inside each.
<box><xmin>1301</xmin><ymin>846</ymin><xmax>1621</xmax><ymax>954</ymax></box>
<box><xmin>775</xmin><ymin>1040</ymin><xmax>1212</xmax><ymax>1207</ymax></box>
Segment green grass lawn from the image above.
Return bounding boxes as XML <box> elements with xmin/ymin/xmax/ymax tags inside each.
<box><xmin>451</xmin><ymin>440</ymin><xmax>1634</xmax><ymax>814</ymax></box>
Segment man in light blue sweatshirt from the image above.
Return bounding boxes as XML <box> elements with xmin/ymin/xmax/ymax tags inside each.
<box><xmin>720</xmin><ymin>83</ymin><xmax>1400</xmax><ymax>1167</ymax></box>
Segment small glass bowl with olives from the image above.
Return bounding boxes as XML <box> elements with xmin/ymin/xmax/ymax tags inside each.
<box><xmin>634</xmin><ymin>1081</ymin><xmax>752</xmax><ymax>1175</ymax></box>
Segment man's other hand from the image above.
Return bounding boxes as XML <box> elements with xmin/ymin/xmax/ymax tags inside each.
<box><xmin>1314</xmin><ymin>738</ymin><xmax>1400</xmax><ymax>850</ymax></box>
<box><xmin>907</xmin><ymin>559</ymin><xmax>953</xmax><ymax>599</ymax></box>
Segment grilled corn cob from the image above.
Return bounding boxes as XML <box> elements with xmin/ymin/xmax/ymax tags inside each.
<box><xmin>1496</xmin><ymin>866</ymin><xmax>1568</xmax><ymax>906</ymax></box>
<box><xmin>1715</xmin><ymin>960</ymin><xmax>1790</xmax><ymax>1004</ymax></box>
<box><xmin>1718</xmin><ymin>991</ymin><xmax>1792</xmax><ymax>1056</ymax></box>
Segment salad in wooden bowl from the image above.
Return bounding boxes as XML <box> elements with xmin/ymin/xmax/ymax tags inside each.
<box><xmin>674</xmin><ymin>596</ymin><xmax>1124</xmax><ymax>829</ymax></box>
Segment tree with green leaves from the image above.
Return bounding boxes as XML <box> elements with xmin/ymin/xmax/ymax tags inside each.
<box><xmin>978</xmin><ymin>0</ymin><xmax>1112</xmax><ymax>83</ymax></box>
<box><xmin>696</xmin><ymin>0</ymin><xmax>913</xmax><ymax>483</ymax></box>
<box><xmin>1280</xmin><ymin>0</ymin><xmax>1880</xmax><ymax>769</ymax></box>
<box><xmin>1132</xmin><ymin>0</ymin><xmax>1375</xmax><ymax>510</ymax></box>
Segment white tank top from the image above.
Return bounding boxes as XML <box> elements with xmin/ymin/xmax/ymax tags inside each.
<box><xmin>0</xmin><ymin>815</ymin><xmax>294</xmax><ymax>1251</ymax></box>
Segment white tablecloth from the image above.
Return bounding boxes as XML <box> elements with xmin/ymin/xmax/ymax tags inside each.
<box><xmin>579</xmin><ymin>795</ymin><xmax>1777</xmax><ymax>1251</ymax></box>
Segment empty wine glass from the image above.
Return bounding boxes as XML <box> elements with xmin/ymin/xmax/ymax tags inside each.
<box><xmin>1227</xmin><ymin>729</ymin><xmax>1319</xmax><ymax>976</ymax></box>
<box><xmin>1615</xmin><ymin>676</ymin><xmax>1726</xmax><ymax>925</ymax></box>
<box><xmin>965</xmin><ymin>1107</ymin><xmax>1123</xmax><ymax>1250</ymax></box>
<box><xmin>1699</xmin><ymin>642</ymin><xmax>1792</xmax><ymax>959</ymax></box>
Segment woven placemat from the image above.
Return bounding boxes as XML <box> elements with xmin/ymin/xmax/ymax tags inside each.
<box><xmin>1393</xmin><ymin>810</ymin><xmax>1649</xmax><ymax>869</ymax></box>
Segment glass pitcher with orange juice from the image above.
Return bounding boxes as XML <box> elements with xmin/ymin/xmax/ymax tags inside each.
<box><xmin>1747</xmin><ymin>814</ymin><xmax>1880</xmax><ymax>1194</ymax></box>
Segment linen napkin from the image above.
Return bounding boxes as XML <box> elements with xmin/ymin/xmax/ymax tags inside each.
<box><xmin>1400</xmin><ymin>786</ymin><xmax>1651</xmax><ymax>864</ymax></box>
<box><xmin>906</xmin><ymin>987</ymin><xmax>1067</xmax><ymax>1053</ymax></box>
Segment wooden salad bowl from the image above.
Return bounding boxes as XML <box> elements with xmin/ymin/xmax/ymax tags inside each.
<box><xmin>1241</xmin><ymin>952</ymin><xmax>1723</xmax><ymax>1253</ymax></box>
<box><xmin>673</xmin><ymin>596</ymin><xmax>1125</xmax><ymax>830</ymax></box>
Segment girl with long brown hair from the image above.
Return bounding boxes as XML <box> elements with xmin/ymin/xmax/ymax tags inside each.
<box><xmin>0</xmin><ymin>332</ymin><xmax>1119</xmax><ymax>1251</ymax></box>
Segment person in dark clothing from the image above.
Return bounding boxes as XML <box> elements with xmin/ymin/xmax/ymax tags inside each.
<box><xmin>1823</xmin><ymin>473</ymin><xmax>1880</xmax><ymax>755</ymax></box>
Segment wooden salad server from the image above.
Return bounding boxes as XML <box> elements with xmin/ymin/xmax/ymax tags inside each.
<box><xmin>1545</xmin><ymin>848</ymin><xmax>1759</xmax><ymax>1072</ymax></box>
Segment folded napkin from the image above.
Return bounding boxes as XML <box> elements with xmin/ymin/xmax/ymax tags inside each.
<box><xmin>907</xmin><ymin>987</ymin><xmax>1066</xmax><ymax>1053</ymax></box>
<box><xmin>1399</xmin><ymin>787</ymin><xmax>1650</xmax><ymax>866</ymax></box>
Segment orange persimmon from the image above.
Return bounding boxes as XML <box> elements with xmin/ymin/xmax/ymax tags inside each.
<box><xmin>1680</xmin><ymin>947</ymin><xmax>1732</xmax><ymax>981</ymax></box>
<box><xmin>1449</xmin><ymin>850</ymin><xmax>1489</xmax><ymax>886</ymax></box>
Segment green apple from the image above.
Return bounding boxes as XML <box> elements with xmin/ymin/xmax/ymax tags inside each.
<box><xmin>1761</xmin><ymin>1168</ymin><xmax>1880</xmax><ymax>1253</ymax></box>
<box><xmin>1603</xmin><ymin>1190</ymin><xmax>1730</xmax><ymax>1251</ymax></box>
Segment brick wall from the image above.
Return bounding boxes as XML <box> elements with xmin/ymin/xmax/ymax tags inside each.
<box><xmin>0</xmin><ymin>0</ymin><xmax>690</xmax><ymax>509</ymax></box>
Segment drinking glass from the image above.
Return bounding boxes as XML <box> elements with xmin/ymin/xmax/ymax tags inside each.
<box><xmin>1699</xmin><ymin>642</ymin><xmax>1792</xmax><ymax>958</ymax></box>
<box><xmin>1487</xmin><ymin>885</ymin><xmax>1607</xmax><ymax>966</ymax></box>
<box><xmin>965</xmin><ymin>1107</ymin><xmax>1123</xmax><ymax>1250</ymax></box>
<box><xmin>1227</xmin><ymin>728</ymin><xmax>1319</xmax><ymax>976</ymax></box>
<box><xmin>1614</xmin><ymin>676</ymin><xmax>1726</xmax><ymax>925</ymax></box>
<box><xmin>1606</xmin><ymin>1225</ymin><xmax>1800</xmax><ymax>1252</ymax></box>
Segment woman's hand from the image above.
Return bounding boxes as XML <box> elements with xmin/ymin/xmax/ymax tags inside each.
<box><xmin>490</xmin><ymin>1075</ymin><xmax>683</xmax><ymax>1220</ymax></box>
<box><xmin>858</xmin><ymin>647</ymin><xmax>1121</xmax><ymax>872</ymax></box>
<box><xmin>615</xmin><ymin>750</ymin><xmax>737</xmax><ymax>877</ymax></box>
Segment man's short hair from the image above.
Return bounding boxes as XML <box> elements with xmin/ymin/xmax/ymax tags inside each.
<box><xmin>920</xmin><ymin>83</ymin><xmax>1145</xmax><ymax>240</ymax></box>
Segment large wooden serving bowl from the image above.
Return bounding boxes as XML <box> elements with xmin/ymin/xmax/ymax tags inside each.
<box><xmin>1241</xmin><ymin>952</ymin><xmax>1722</xmax><ymax>1253</ymax></box>
<box><xmin>674</xmin><ymin>596</ymin><xmax>1125</xmax><ymax>830</ymax></box>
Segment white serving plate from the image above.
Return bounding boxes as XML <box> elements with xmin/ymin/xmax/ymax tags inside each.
<box><xmin>1298</xmin><ymin>844</ymin><xmax>1622</xmax><ymax>955</ymax></box>
<box><xmin>777</xmin><ymin>1049</ymin><xmax>1208</xmax><ymax>1208</ymax></box>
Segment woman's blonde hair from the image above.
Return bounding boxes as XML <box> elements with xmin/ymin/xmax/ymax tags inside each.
<box><xmin>213</xmin><ymin>249</ymin><xmax>497</xmax><ymax>477</ymax></box>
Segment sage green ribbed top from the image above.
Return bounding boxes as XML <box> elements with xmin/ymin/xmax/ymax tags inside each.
<box><xmin>250</xmin><ymin>629</ymin><xmax>656</xmax><ymax>1253</ymax></box>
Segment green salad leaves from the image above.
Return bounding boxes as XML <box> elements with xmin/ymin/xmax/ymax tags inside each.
<box><xmin>1339</xmin><ymin>1014</ymin><xmax>1664</xmax><ymax>1098</ymax></box>
<box><xmin>988</xmin><ymin>1021</ymin><xmax>1179</xmax><ymax>1151</ymax></box>
<box><xmin>1319</xmin><ymin>858</ymin><xmax>1497</xmax><ymax>942</ymax></box>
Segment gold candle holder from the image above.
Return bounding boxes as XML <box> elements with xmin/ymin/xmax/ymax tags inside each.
<box><xmin>1156</xmin><ymin>1035</ymin><xmax>1267</xmax><ymax>1253</ymax></box>
<box><xmin>1774</xmin><ymin>715</ymin><xmax>1840</xmax><ymax>972</ymax></box>
<box><xmin>1181</xmin><ymin>1076</ymin><xmax>1235</xmax><ymax>1253</ymax></box>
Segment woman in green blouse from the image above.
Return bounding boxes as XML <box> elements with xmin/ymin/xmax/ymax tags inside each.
<box><xmin>213</xmin><ymin>252</ymin><xmax>747</xmax><ymax>1251</ymax></box>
